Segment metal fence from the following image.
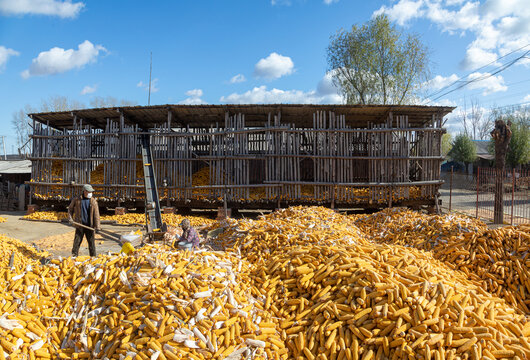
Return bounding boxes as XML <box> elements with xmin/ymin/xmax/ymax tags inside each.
<box><xmin>440</xmin><ymin>167</ymin><xmax>530</xmax><ymax>224</ymax></box>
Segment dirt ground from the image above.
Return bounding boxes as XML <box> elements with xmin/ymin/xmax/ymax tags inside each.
<box><xmin>0</xmin><ymin>211</ymin><xmax>144</xmax><ymax>258</ymax></box>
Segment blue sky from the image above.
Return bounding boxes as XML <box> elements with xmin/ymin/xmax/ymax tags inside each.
<box><xmin>0</xmin><ymin>0</ymin><xmax>529</xmax><ymax>152</ymax></box>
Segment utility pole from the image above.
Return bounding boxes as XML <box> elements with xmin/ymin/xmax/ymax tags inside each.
<box><xmin>0</xmin><ymin>136</ymin><xmax>6</xmax><ymax>160</ymax></box>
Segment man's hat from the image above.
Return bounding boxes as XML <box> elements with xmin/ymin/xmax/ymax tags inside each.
<box><xmin>83</xmin><ymin>184</ymin><xmax>94</xmax><ymax>192</ymax></box>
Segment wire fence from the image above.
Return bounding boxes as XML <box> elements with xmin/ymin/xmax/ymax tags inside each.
<box><xmin>440</xmin><ymin>167</ymin><xmax>530</xmax><ymax>225</ymax></box>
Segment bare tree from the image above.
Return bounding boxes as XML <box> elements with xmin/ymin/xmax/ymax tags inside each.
<box><xmin>459</xmin><ymin>99</ymin><xmax>491</xmax><ymax>140</ymax></box>
<box><xmin>469</xmin><ymin>99</ymin><xmax>483</xmax><ymax>140</ymax></box>
<box><xmin>478</xmin><ymin>113</ymin><xmax>493</xmax><ymax>140</ymax></box>
<box><xmin>12</xmin><ymin>96</ymin><xmax>86</xmax><ymax>156</ymax></box>
<box><xmin>459</xmin><ymin>100</ymin><xmax>470</xmax><ymax>138</ymax></box>
<box><xmin>39</xmin><ymin>95</ymin><xmax>85</xmax><ymax>112</ymax></box>
<box><xmin>89</xmin><ymin>96</ymin><xmax>137</xmax><ymax>108</ymax></box>
<box><xmin>11</xmin><ymin>105</ymin><xmax>35</xmax><ymax>156</ymax></box>
<box><xmin>12</xmin><ymin>95</ymin><xmax>137</xmax><ymax>155</ymax></box>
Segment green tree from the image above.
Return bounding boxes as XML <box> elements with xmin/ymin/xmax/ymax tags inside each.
<box><xmin>442</xmin><ymin>133</ymin><xmax>452</xmax><ymax>157</ymax></box>
<box><xmin>507</xmin><ymin>120</ymin><xmax>530</xmax><ymax>167</ymax></box>
<box><xmin>449</xmin><ymin>134</ymin><xmax>477</xmax><ymax>165</ymax></box>
<box><xmin>327</xmin><ymin>14</ymin><xmax>430</xmax><ymax>105</ymax></box>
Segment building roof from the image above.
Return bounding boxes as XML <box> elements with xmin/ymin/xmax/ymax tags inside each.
<box><xmin>29</xmin><ymin>104</ymin><xmax>455</xmax><ymax>130</ymax></box>
<box><xmin>472</xmin><ymin>140</ymin><xmax>494</xmax><ymax>161</ymax></box>
<box><xmin>0</xmin><ymin>160</ymin><xmax>31</xmax><ymax>174</ymax></box>
<box><xmin>473</xmin><ymin>140</ymin><xmax>491</xmax><ymax>155</ymax></box>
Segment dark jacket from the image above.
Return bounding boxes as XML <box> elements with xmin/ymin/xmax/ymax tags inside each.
<box><xmin>68</xmin><ymin>196</ymin><xmax>101</xmax><ymax>230</ymax></box>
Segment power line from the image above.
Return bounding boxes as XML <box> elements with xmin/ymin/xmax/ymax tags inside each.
<box><xmin>489</xmin><ymin>101</ymin><xmax>530</xmax><ymax>111</ymax></box>
<box><xmin>425</xmin><ymin>50</ymin><xmax>530</xmax><ymax>104</ymax></box>
<box><xmin>435</xmin><ymin>77</ymin><xmax>530</xmax><ymax>102</ymax></box>
<box><xmin>424</xmin><ymin>44</ymin><xmax>530</xmax><ymax>100</ymax></box>
<box><xmin>426</xmin><ymin>44</ymin><xmax>530</xmax><ymax>104</ymax></box>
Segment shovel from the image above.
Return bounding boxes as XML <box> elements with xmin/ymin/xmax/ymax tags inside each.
<box><xmin>70</xmin><ymin>221</ymin><xmax>121</xmax><ymax>243</ymax></box>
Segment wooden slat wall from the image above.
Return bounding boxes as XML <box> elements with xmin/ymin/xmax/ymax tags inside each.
<box><xmin>30</xmin><ymin>111</ymin><xmax>445</xmax><ymax>206</ymax></box>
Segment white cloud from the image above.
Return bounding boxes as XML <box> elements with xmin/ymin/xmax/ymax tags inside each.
<box><xmin>373</xmin><ymin>0</ymin><xmax>530</xmax><ymax>71</ymax></box>
<box><xmin>80</xmin><ymin>84</ymin><xmax>96</xmax><ymax>95</ymax></box>
<box><xmin>422</xmin><ymin>71</ymin><xmax>506</xmax><ymax>101</ymax></box>
<box><xmin>254</xmin><ymin>52</ymin><xmax>294</xmax><ymax>80</ymax></box>
<box><xmin>179</xmin><ymin>89</ymin><xmax>206</xmax><ymax>105</ymax></box>
<box><xmin>460</xmin><ymin>47</ymin><xmax>499</xmax><ymax>69</ymax></box>
<box><xmin>271</xmin><ymin>0</ymin><xmax>291</xmax><ymax>5</ymax></box>
<box><xmin>185</xmin><ymin>89</ymin><xmax>203</xmax><ymax>97</ymax></box>
<box><xmin>137</xmin><ymin>78</ymin><xmax>159</xmax><ymax>93</ymax></box>
<box><xmin>425</xmin><ymin>1</ymin><xmax>481</xmax><ymax>33</ymax></box>
<box><xmin>229</xmin><ymin>74</ymin><xmax>246</xmax><ymax>84</ymax></box>
<box><xmin>466</xmin><ymin>72</ymin><xmax>507</xmax><ymax>95</ymax></box>
<box><xmin>21</xmin><ymin>40</ymin><xmax>105</xmax><ymax>78</ymax></box>
<box><xmin>316</xmin><ymin>70</ymin><xmax>340</xmax><ymax>95</ymax></box>
<box><xmin>0</xmin><ymin>46</ymin><xmax>19</xmax><ymax>72</ymax></box>
<box><xmin>220</xmin><ymin>72</ymin><xmax>343</xmax><ymax>104</ymax></box>
<box><xmin>373</xmin><ymin>0</ymin><xmax>425</xmax><ymax>26</ymax></box>
<box><xmin>424</xmin><ymin>74</ymin><xmax>460</xmax><ymax>90</ymax></box>
<box><xmin>272</xmin><ymin>0</ymin><xmax>338</xmax><ymax>5</ymax></box>
<box><xmin>419</xmin><ymin>97</ymin><xmax>458</xmax><ymax>106</ymax></box>
<box><xmin>523</xmin><ymin>94</ymin><xmax>530</xmax><ymax>102</ymax></box>
<box><xmin>0</xmin><ymin>0</ymin><xmax>85</xmax><ymax>18</ymax></box>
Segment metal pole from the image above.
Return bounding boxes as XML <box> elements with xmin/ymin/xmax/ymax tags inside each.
<box><xmin>511</xmin><ymin>168</ymin><xmax>515</xmax><ymax>225</ymax></box>
<box><xmin>148</xmin><ymin>52</ymin><xmax>152</xmax><ymax>106</ymax></box>
<box><xmin>449</xmin><ymin>166</ymin><xmax>453</xmax><ymax>212</ymax></box>
<box><xmin>1</xmin><ymin>136</ymin><xmax>6</xmax><ymax>160</ymax></box>
<box><xmin>476</xmin><ymin>167</ymin><xmax>480</xmax><ymax>219</ymax></box>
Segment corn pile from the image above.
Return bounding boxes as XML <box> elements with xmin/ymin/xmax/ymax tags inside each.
<box><xmin>0</xmin><ymin>234</ymin><xmax>48</xmax><ymax>270</ymax></box>
<box><xmin>351</xmin><ymin>208</ymin><xmax>488</xmax><ymax>250</ymax></box>
<box><xmin>250</xmin><ymin>243</ymin><xmax>530</xmax><ymax>359</ymax></box>
<box><xmin>23</xmin><ymin>211</ymin><xmax>68</xmax><ymax>222</ymax></box>
<box><xmin>217</xmin><ymin>207</ymin><xmax>530</xmax><ymax>359</ymax></box>
<box><xmin>0</xmin><ymin>217</ymin><xmax>6</xmax><ymax>223</ymax></box>
<box><xmin>99</xmin><ymin>213</ymin><xmax>218</xmax><ymax>228</ymax></box>
<box><xmin>3</xmin><ymin>206</ymin><xmax>530</xmax><ymax>360</ymax></box>
<box><xmin>24</xmin><ymin>211</ymin><xmax>218</xmax><ymax>229</ymax></box>
<box><xmin>214</xmin><ymin>206</ymin><xmax>363</xmax><ymax>259</ymax></box>
<box><xmin>31</xmin><ymin>160</ymin><xmax>64</xmax><ymax>199</ymax></box>
<box><xmin>275</xmin><ymin>186</ymin><xmax>425</xmax><ymax>203</ymax></box>
<box><xmin>352</xmin><ymin>209</ymin><xmax>530</xmax><ymax>313</ymax></box>
<box><xmin>163</xmin><ymin>214</ymin><xmax>218</xmax><ymax>229</ymax></box>
<box><xmin>0</xmin><ymin>245</ymin><xmax>282</xmax><ymax>359</ymax></box>
<box><xmin>439</xmin><ymin>225</ymin><xmax>530</xmax><ymax>313</ymax></box>
<box><xmin>90</xmin><ymin>164</ymin><xmax>105</xmax><ymax>184</ymax></box>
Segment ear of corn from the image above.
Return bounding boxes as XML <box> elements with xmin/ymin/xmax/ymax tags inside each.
<box><xmin>3</xmin><ymin>206</ymin><xmax>530</xmax><ymax>360</ymax></box>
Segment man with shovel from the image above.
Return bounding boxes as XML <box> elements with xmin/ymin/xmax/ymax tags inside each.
<box><xmin>67</xmin><ymin>184</ymin><xmax>101</xmax><ymax>257</ymax></box>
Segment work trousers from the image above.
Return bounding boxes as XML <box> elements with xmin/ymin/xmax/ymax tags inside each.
<box><xmin>72</xmin><ymin>228</ymin><xmax>96</xmax><ymax>257</ymax></box>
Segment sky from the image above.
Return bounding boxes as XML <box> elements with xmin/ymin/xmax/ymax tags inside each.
<box><xmin>0</xmin><ymin>0</ymin><xmax>529</xmax><ymax>152</ymax></box>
